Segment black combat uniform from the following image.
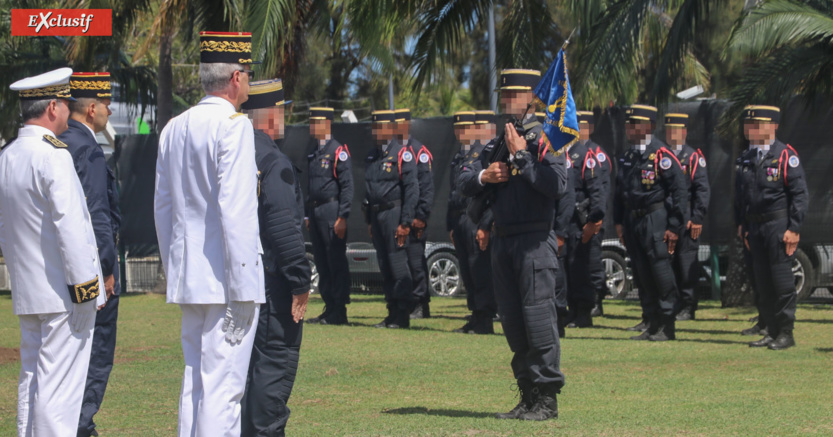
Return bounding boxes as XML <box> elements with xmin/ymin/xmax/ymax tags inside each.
<box><xmin>406</xmin><ymin>137</ymin><xmax>434</xmax><ymax>316</ymax></box>
<box><xmin>735</xmin><ymin>126</ymin><xmax>807</xmax><ymax>349</ymax></box>
<box><xmin>614</xmin><ymin>129</ymin><xmax>688</xmax><ymax>341</ymax></box>
<box><xmin>448</xmin><ymin>139</ymin><xmax>496</xmax><ymax>334</ymax></box>
<box><xmin>459</xmin><ymin>117</ymin><xmax>567</xmax><ymax>418</ymax></box>
<box><xmin>59</xmin><ymin>118</ymin><xmax>121</xmax><ymax>437</ymax></box>
<box><xmin>365</xmin><ymin>137</ymin><xmax>419</xmax><ymax>328</ymax></box>
<box><xmin>242</xmin><ymin>129</ymin><xmax>312</xmax><ymax>436</ymax></box>
<box><xmin>671</xmin><ymin>143</ymin><xmax>710</xmax><ymax>320</ymax></box>
<box><xmin>306</xmin><ymin>137</ymin><xmax>353</xmax><ymax>324</ymax></box>
<box><xmin>563</xmin><ymin>140</ymin><xmax>606</xmax><ymax>328</ymax></box>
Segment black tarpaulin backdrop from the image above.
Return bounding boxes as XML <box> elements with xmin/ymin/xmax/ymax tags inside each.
<box><xmin>116</xmin><ymin>100</ymin><xmax>833</xmax><ymax>255</ymax></box>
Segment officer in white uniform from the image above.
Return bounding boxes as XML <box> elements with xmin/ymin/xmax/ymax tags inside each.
<box><xmin>154</xmin><ymin>31</ymin><xmax>264</xmax><ymax>437</ymax></box>
<box><xmin>0</xmin><ymin>67</ymin><xmax>105</xmax><ymax>437</ymax></box>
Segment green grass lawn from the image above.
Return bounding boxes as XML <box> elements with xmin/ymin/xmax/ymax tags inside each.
<box><xmin>1</xmin><ymin>291</ymin><xmax>832</xmax><ymax>436</ymax></box>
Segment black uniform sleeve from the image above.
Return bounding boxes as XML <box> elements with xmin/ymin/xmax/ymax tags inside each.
<box><xmin>514</xmin><ymin>148</ymin><xmax>567</xmax><ymax>199</ymax></box>
<box><xmin>658</xmin><ymin>150</ymin><xmax>689</xmax><ymax>236</ymax></box>
<box><xmin>477</xmin><ymin>208</ymin><xmax>494</xmax><ymax>231</ymax></box>
<box><xmin>415</xmin><ymin>156</ymin><xmax>434</xmax><ymax>222</ymax></box>
<box><xmin>459</xmin><ymin>154</ymin><xmax>487</xmax><ymax>197</ymax></box>
<box><xmin>733</xmin><ymin>157</ymin><xmax>745</xmax><ymax>229</ymax></box>
<box><xmin>446</xmin><ymin>161</ymin><xmax>457</xmax><ymax>232</ymax></box>
<box><xmin>613</xmin><ymin>156</ymin><xmax>626</xmax><ymax>226</ymax></box>
<box><xmin>76</xmin><ymin>144</ymin><xmax>117</xmax><ymax>277</ymax></box>
<box><xmin>336</xmin><ymin>148</ymin><xmax>354</xmax><ymax>219</ymax></box>
<box><xmin>784</xmin><ymin>150</ymin><xmax>809</xmax><ymax>233</ymax></box>
<box><xmin>260</xmin><ymin>157</ymin><xmax>312</xmax><ymax>295</ymax></box>
<box><xmin>689</xmin><ymin>152</ymin><xmax>710</xmax><ymax>225</ymax></box>
<box><xmin>554</xmin><ymin>177</ymin><xmax>575</xmax><ymax>238</ymax></box>
<box><xmin>399</xmin><ymin>150</ymin><xmax>419</xmax><ymax>226</ymax></box>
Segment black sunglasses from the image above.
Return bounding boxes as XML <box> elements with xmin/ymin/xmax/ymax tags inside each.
<box><xmin>232</xmin><ymin>69</ymin><xmax>255</xmax><ymax>80</ymax></box>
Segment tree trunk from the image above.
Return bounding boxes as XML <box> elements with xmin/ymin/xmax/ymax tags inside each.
<box><xmin>156</xmin><ymin>30</ymin><xmax>174</xmax><ymax>133</ymax></box>
<box><xmin>722</xmin><ymin>234</ymin><xmax>755</xmax><ymax>307</ymax></box>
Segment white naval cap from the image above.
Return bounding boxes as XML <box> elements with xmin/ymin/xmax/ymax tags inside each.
<box><xmin>10</xmin><ymin>67</ymin><xmax>76</xmax><ymax>101</ymax></box>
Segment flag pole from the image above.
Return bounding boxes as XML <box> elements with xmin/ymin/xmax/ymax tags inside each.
<box><xmin>562</xmin><ymin>27</ymin><xmax>577</xmax><ymax>50</ymax></box>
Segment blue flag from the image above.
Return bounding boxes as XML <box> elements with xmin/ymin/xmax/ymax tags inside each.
<box><xmin>533</xmin><ymin>48</ymin><xmax>579</xmax><ymax>155</ymax></box>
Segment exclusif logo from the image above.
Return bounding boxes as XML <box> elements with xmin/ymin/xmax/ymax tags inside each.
<box><xmin>11</xmin><ymin>9</ymin><xmax>112</xmax><ymax>36</ymax></box>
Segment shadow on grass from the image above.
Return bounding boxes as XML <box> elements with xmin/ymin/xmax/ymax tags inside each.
<box><xmin>383</xmin><ymin>407</ymin><xmax>494</xmax><ymax>419</ymax></box>
<box><xmin>565</xmin><ymin>336</ymin><xmax>750</xmax><ymax>345</ymax></box>
<box><xmin>814</xmin><ymin>348</ymin><xmax>833</xmax><ymax>353</ymax></box>
<box><xmin>797</xmin><ymin>319</ymin><xmax>833</xmax><ymax>324</ymax></box>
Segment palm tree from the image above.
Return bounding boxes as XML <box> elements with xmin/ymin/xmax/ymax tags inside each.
<box><xmin>724</xmin><ymin>0</ymin><xmax>833</xmax><ymax>124</ymax></box>
<box><xmin>572</xmin><ymin>0</ymin><xmax>721</xmax><ymax>107</ymax></box>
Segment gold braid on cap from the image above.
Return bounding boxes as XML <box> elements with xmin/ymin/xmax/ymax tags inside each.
<box><xmin>70</xmin><ymin>80</ymin><xmax>110</xmax><ymax>90</ymax></box>
<box><xmin>200</xmin><ymin>40</ymin><xmax>252</xmax><ymax>53</ymax></box>
<box><xmin>20</xmin><ymin>84</ymin><xmax>71</xmax><ymax>98</ymax></box>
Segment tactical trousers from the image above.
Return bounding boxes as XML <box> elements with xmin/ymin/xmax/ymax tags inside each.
<box><xmin>492</xmin><ymin>230</ymin><xmax>564</xmax><ymax>388</ymax></box>
<box><xmin>242</xmin><ymin>271</ymin><xmax>303</xmax><ymax>437</ymax></box>
<box><xmin>744</xmin><ymin>247</ymin><xmax>765</xmax><ymax>327</ymax></box>
<box><xmin>672</xmin><ymin>229</ymin><xmax>700</xmax><ymax>313</ymax></box>
<box><xmin>309</xmin><ymin>201</ymin><xmax>350</xmax><ymax>312</ymax></box>
<box><xmin>565</xmin><ymin>232</ymin><xmax>603</xmax><ymax>312</ymax></box>
<box><xmin>78</xmin><ymin>291</ymin><xmax>120</xmax><ymax>437</ymax></box>
<box><xmin>622</xmin><ymin>209</ymin><xmax>679</xmax><ymax>328</ymax></box>
<box><xmin>555</xmin><ymin>253</ymin><xmax>569</xmax><ymax>323</ymax></box>
<box><xmin>371</xmin><ymin>207</ymin><xmax>413</xmax><ymax>312</ymax></box>
<box><xmin>747</xmin><ymin>218</ymin><xmax>796</xmax><ymax>336</ymax></box>
<box><xmin>406</xmin><ymin>228</ymin><xmax>430</xmax><ymax>305</ymax></box>
<box><xmin>452</xmin><ymin>215</ymin><xmax>496</xmax><ymax>315</ymax></box>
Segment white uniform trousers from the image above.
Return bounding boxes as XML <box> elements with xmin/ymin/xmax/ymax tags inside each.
<box><xmin>178</xmin><ymin>304</ymin><xmax>259</xmax><ymax>437</ymax></box>
<box><xmin>17</xmin><ymin>311</ymin><xmax>94</xmax><ymax>437</ymax></box>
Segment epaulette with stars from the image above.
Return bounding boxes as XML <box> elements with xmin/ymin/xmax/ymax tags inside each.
<box><xmin>43</xmin><ymin>135</ymin><xmax>68</xmax><ymax>149</ymax></box>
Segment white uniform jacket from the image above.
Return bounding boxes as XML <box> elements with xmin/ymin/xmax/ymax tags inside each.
<box><xmin>0</xmin><ymin>125</ymin><xmax>105</xmax><ymax>315</ymax></box>
<box><xmin>155</xmin><ymin>96</ymin><xmax>265</xmax><ymax>304</ymax></box>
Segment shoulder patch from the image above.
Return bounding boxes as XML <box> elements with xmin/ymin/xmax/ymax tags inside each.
<box><xmin>597</xmin><ymin>153</ymin><xmax>606</xmax><ymax>163</ymax></box>
<box><xmin>660</xmin><ymin>157</ymin><xmax>672</xmax><ymax>170</ymax></box>
<box><xmin>788</xmin><ymin>155</ymin><xmax>800</xmax><ymax>168</ymax></box>
<box><xmin>230</xmin><ymin>112</ymin><xmax>246</xmax><ymax>120</ymax></box>
<box><xmin>339</xmin><ymin>151</ymin><xmax>349</xmax><ymax>161</ymax></box>
<box><xmin>402</xmin><ymin>151</ymin><xmax>413</xmax><ymax>162</ymax></box>
<box><xmin>699</xmin><ymin>156</ymin><xmax>706</xmax><ymax>167</ymax></box>
<box><xmin>525</xmin><ymin>131</ymin><xmax>538</xmax><ymax>141</ymax></box>
<box><xmin>43</xmin><ymin>135</ymin><xmax>67</xmax><ymax>149</ymax></box>
<box><xmin>587</xmin><ymin>158</ymin><xmax>597</xmax><ymax>169</ymax></box>
<box><xmin>419</xmin><ymin>153</ymin><xmax>430</xmax><ymax>163</ymax></box>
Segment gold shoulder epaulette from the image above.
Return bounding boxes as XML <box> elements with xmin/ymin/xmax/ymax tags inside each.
<box><xmin>230</xmin><ymin>112</ymin><xmax>246</xmax><ymax>120</ymax></box>
<box><xmin>43</xmin><ymin>135</ymin><xmax>67</xmax><ymax>149</ymax></box>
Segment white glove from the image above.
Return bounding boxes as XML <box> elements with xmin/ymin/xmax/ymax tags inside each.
<box><xmin>69</xmin><ymin>300</ymin><xmax>97</xmax><ymax>334</ymax></box>
<box><xmin>222</xmin><ymin>301</ymin><xmax>256</xmax><ymax>344</ymax></box>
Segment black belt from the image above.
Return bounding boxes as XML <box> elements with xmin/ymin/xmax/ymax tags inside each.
<box><xmin>307</xmin><ymin>197</ymin><xmax>338</xmax><ymax>209</ymax></box>
<box><xmin>366</xmin><ymin>199</ymin><xmax>401</xmax><ymax>213</ymax></box>
<box><xmin>746</xmin><ymin>209</ymin><xmax>787</xmax><ymax>224</ymax></box>
<box><xmin>629</xmin><ymin>202</ymin><xmax>664</xmax><ymax>219</ymax></box>
<box><xmin>495</xmin><ymin>221</ymin><xmax>551</xmax><ymax>238</ymax></box>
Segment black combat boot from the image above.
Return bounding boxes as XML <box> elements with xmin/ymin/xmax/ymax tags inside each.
<box><xmin>626</xmin><ymin>320</ymin><xmax>649</xmax><ymax>332</ymax></box>
<box><xmin>741</xmin><ymin>323</ymin><xmax>767</xmax><ymax>336</ymax></box>
<box><xmin>453</xmin><ymin>314</ymin><xmax>475</xmax><ymax>333</ymax></box>
<box><xmin>748</xmin><ymin>335</ymin><xmax>774</xmax><ymax>348</ymax></box>
<box><xmin>520</xmin><ymin>384</ymin><xmax>559</xmax><ymax>421</ymax></box>
<box><xmin>320</xmin><ymin>307</ymin><xmax>348</xmax><ymax>325</ymax></box>
<box><xmin>591</xmin><ymin>291</ymin><xmax>605</xmax><ymax>317</ymax></box>
<box><xmin>307</xmin><ymin>307</ymin><xmax>331</xmax><ymax>324</ymax></box>
<box><xmin>676</xmin><ymin>307</ymin><xmax>693</xmax><ymax>321</ymax></box>
<box><xmin>421</xmin><ymin>301</ymin><xmax>431</xmax><ymax>319</ymax></box>
<box><xmin>767</xmin><ymin>330</ymin><xmax>795</xmax><ymax>350</ymax></box>
<box><xmin>649</xmin><ymin>319</ymin><xmax>676</xmax><ymax>341</ymax></box>
<box><xmin>495</xmin><ymin>380</ymin><xmax>535</xmax><ymax>420</ymax></box>
<box><xmin>410</xmin><ymin>305</ymin><xmax>424</xmax><ymax>319</ymax></box>
<box><xmin>470</xmin><ymin>311</ymin><xmax>495</xmax><ymax>334</ymax></box>
<box><xmin>374</xmin><ymin>308</ymin><xmax>395</xmax><ymax>328</ymax></box>
<box><xmin>567</xmin><ymin>309</ymin><xmax>593</xmax><ymax>328</ymax></box>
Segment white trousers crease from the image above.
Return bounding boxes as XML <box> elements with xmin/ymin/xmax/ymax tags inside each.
<box><xmin>17</xmin><ymin>311</ymin><xmax>94</xmax><ymax>437</ymax></box>
<box><xmin>178</xmin><ymin>303</ymin><xmax>259</xmax><ymax>437</ymax></box>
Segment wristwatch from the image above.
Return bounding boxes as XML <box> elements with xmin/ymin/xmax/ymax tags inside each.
<box><xmin>514</xmin><ymin>150</ymin><xmax>530</xmax><ymax>161</ymax></box>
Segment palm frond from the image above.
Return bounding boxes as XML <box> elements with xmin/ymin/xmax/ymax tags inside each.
<box><xmin>727</xmin><ymin>0</ymin><xmax>833</xmax><ymax>56</ymax></box>
<box><xmin>410</xmin><ymin>0</ymin><xmax>491</xmax><ymax>97</ymax></box>
<box><xmin>496</xmin><ymin>0</ymin><xmax>561</xmax><ymax>71</ymax></box>
<box><xmin>720</xmin><ymin>42</ymin><xmax>833</xmax><ymax>133</ymax></box>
